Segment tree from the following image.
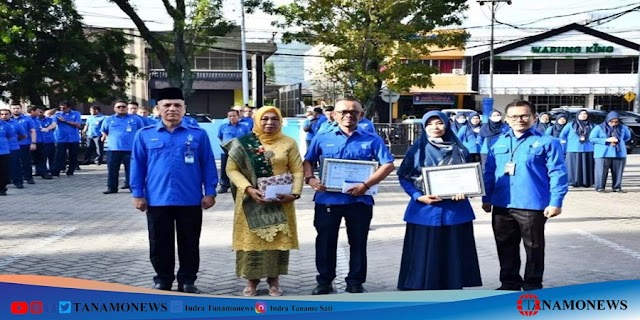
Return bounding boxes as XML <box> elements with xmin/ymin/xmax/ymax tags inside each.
<box><xmin>270</xmin><ymin>0</ymin><xmax>469</xmax><ymax>115</ymax></box>
<box><xmin>109</xmin><ymin>0</ymin><xmax>234</xmax><ymax>97</ymax></box>
<box><xmin>264</xmin><ymin>62</ymin><xmax>276</xmax><ymax>84</ymax></box>
<box><xmin>0</xmin><ymin>0</ymin><xmax>139</xmax><ymax>106</ymax></box>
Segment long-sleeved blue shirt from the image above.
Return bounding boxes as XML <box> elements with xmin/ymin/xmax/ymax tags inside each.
<box><xmin>480</xmin><ymin>124</ymin><xmax>510</xmax><ymax>154</ymax></box>
<box><xmin>14</xmin><ymin>115</ymin><xmax>36</xmax><ymax>145</ymax></box>
<box><xmin>559</xmin><ymin>122</ymin><xmax>594</xmax><ymax>152</ymax></box>
<box><xmin>399</xmin><ymin>176</ymin><xmax>475</xmax><ymax>227</ymax></box>
<box><xmin>130</xmin><ymin>121</ymin><xmax>218</xmax><ymax>206</ymax></box>
<box><xmin>217</xmin><ymin>122</ymin><xmax>249</xmax><ymax>143</ymax></box>
<box><xmin>0</xmin><ymin>121</ymin><xmax>11</xmax><ymax>155</ymax></box>
<box><xmin>3</xmin><ymin>119</ymin><xmax>26</xmax><ymax>151</ymax></box>
<box><xmin>52</xmin><ymin>110</ymin><xmax>82</xmax><ymax>143</ymax></box>
<box><xmin>589</xmin><ymin>125</ymin><xmax>631</xmax><ymax>158</ymax></box>
<box><xmin>357</xmin><ymin>118</ymin><xmax>376</xmax><ymax>134</ymax></box>
<box><xmin>101</xmin><ymin>114</ymin><xmax>146</xmax><ymax>151</ymax></box>
<box><xmin>456</xmin><ymin>126</ymin><xmax>482</xmax><ymax>154</ymax></box>
<box><xmin>482</xmin><ymin>128</ymin><xmax>568</xmax><ymax>210</ymax></box>
<box><xmin>304</xmin><ymin>128</ymin><xmax>394</xmax><ymax>205</ymax></box>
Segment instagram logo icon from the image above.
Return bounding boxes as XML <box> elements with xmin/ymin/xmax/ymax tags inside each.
<box><xmin>255</xmin><ymin>302</ymin><xmax>267</xmax><ymax>314</ymax></box>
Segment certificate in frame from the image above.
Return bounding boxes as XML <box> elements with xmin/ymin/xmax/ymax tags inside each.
<box><xmin>421</xmin><ymin>162</ymin><xmax>485</xmax><ymax>197</ymax></box>
<box><xmin>321</xmin><ymin>158</ymin><xmax>379</xmax><ymax>192</ymax></box>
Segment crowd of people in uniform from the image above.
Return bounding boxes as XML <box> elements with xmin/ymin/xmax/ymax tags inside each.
<box><xmin>0</xmin><ymin>89</ymin><xmax>631</xmax><ymax>297</ymax></box>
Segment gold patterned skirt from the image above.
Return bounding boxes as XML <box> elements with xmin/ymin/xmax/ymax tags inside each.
<box><xmin>236</xmin><ymin>250</ymin><xmax>290</xmax><ymax>279</ymax></box>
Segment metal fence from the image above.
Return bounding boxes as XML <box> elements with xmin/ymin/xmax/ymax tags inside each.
<box><xmin>374</xmin><ymin>123</ymin><xmax>423</xmax><ymax>157</ymax></box>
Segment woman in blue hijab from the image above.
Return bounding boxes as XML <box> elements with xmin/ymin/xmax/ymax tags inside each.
<box><xmin>396</xmin><ymin>111</ymin><xmax>482</xmax><ymax>290</ymax></box>
<box><xmin>559</xmin><ymin>109</ymin><xmax>595</xmax><ymax>188</ymax></box>
<box><xmin>451</xmin><ymin>113</ymin><xmax>467</xmax><ymax>135</ymax></box>
<box><xmin>534</xmin><ymin>112</ymin><xmax>552</xmax><ymax>133</ymax></box>
<box><xmin>456</xmin><ymin>112</ymin><xmax>482</xmax><ymax>162</ymax></box>
<box><xmin>545</xmin><ymin>112</ymin><xmax>568</xmax><ymax>153</ymax></box>
<box><xmin>589</xmin><ymin>111</ymin><xmax>631</xmax><ymax>192</ymax></box>
<box><xmin>479</xmin><ymin>110</ymin><xmax>509</xmax><ymax>169</ymax></box>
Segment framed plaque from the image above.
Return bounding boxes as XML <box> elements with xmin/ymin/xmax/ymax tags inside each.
<box><xmin>421</xmin><ymin>162</ymin><xmax>485</xmax><ymax>197</ymax></box>
<box><xmin>321</xmin><ymin>158</ymin><xmax>379</xmax><ymax>192</ymax></box>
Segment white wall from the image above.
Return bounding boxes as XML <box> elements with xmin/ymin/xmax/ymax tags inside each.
<box><xmin>478</xmin><ymin>74</ymin><xmax>637</xmax><ymax>95</ymax></box>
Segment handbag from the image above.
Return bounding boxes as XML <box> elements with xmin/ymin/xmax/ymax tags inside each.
<box><xmin>257</xmin><ymin>173</ymin><xmax>293</xmax><ymax>201</ymax></box>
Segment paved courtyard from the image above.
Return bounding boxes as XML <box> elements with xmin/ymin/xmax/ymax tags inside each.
<box><xmin>1</xmin><ymin>155</ymin><xmax>639</xmax><ymax>297</ymax></box>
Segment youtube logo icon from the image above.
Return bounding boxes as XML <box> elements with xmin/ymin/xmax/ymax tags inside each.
<box><xmin>10</xmin><ymin>301</ymin><xmax>28</xmax><ymax>315</ymax></box>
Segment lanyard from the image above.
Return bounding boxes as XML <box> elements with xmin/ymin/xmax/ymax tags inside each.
<box><xmin>508</xmin><ymin>135</ymin><xmax>528</xmax><ymax>162</ymax></box>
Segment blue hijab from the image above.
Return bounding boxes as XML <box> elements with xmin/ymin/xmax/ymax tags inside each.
<box><xmin>601</xmin><ymin>111</ymin><xmax>622</xmax><ymax>150</ymax></box>
<box><xmin>397</xmin><ymin>111</ymin><xmax>468</xmax><ymax>183</ymax></box>
<box><xmin>550</xmin><ymin>112</ymin><xmax>568</xmax><ymax>137</ymax></box>
<box><xmin>572</xmin><ymin>109</ymin><xmax>592</xmax><ymax>137</ymax></box>
<box><xmin>451</xmin><ymin>114</ymin><xmax>467</xmax><ymax>133</ymax></box>
<box><xmin>463</xmin><ymin>112</ymin><xmax>482</xmax><ymax>139</ymax></box>
<box><xmin>534</xmin><ymin>112</ymin><xmax>551</xmax><ymax>133</ymax></box>
<box><xmin>479</xmin><ymin>110</ymin><xmax>504</xmax><ymax>138</ymax></box>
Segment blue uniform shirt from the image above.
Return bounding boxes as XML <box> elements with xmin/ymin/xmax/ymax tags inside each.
<box><xmin>30</xmin><ymin>116</ymin><xmax>44</xmax><ymax>143</ymax></box>
<box><xmin>101</xmin><ymin>114</ymin><xmax>146</xmax><ymax>151</ymax></box>
<box><xmin>303</xmin><ymin>118</ymin><xmax>317</xmax><ymax>141</ymax></box>
<box><xmin>317</xmin><ymin>121</ymin><xmax>337</xmax><ymax>135</ymax></box>
<box><xmin>480</xmin><ymin>124</ymin><xmax>510</xmax><ymax>154</ymax></box>
<box><xmin>14</xmin><ymin>115</ymin><xmax>36</xmax><ymax>145</ymax></box>
<box><xmin>130</xmin><ymin>121</ymin><xmax>218</xmax><ymax>206</ymax></box>
<box><xmin>589</xmin><ymin>125</ymin><xmax>631</xmax><ymax>158</ymax></box>
<box><xmin>4</xmin><ymin>119</ymin><xmax>26</xmax><ymax>151</ymax></box>
<box><xmin>357</xmin><ymin>118</ymin><xmax>376</xmax><ymax>134</ymax></box>
<box><xmin>559</xmin><ymin>122</ymin><xmax>594</xmax><ymax>152</ymax></box>
<box><xmin>456</xmin><ymin>126</ymin><xmax>482</xmax><ymax>154</ymax></box>
<box><xmin>0</xmin><ymin>121</ymin><xmax>11</xmax><ymax>155</ymax></box>
<box><xmin>52</xmin><ymin>110</ymin><xmax>82</xmax><ymax>143</ymax></box>
<box><xmin>86</xmin><ymin>114</ymin><xmax>105</xmax><ymax>138</ymax></box>
<box><xmin>240</xmin><ymin>117</ymin><xmax>254</xmax><ymax>131</ymax></box>
<box><xmin>40</xmin><ymin>117</ymin><xmax>55</xmax><ymax>143</ymax></box>
<box><xmin>482</xmin><ymin>128</ymin><xmax>568</xmax><ymax>210</ymax></box>
<box><xmin>305</xmin><ymin>128</ymin><xmax>394</xmax><ymax>205</ymax></box>
<box><xmin>217</xmin><ymin>122</ymin><xmax>249</xmax><ymax>143</ymax></box>
<box><xmin>183</xmin><ymin>116</ymin><xmax>199</xmax><ymax>127</ymax></box>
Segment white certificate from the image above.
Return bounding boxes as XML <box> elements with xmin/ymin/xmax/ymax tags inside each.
<box><xmin>321</xmin><ymin>159</ymin><xmax>379</xmax><ymax>192</ymax></box>
<box><xmin>421</xmin><ymin>163</ymin><xmax>485</xmax><ymax>197</ymax></box>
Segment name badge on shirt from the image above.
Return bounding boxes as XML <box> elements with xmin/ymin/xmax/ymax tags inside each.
<box><xmin>504</xmin><ymin>162</ymin><xmax>516</xmax><ymax>176</ymax></box>
<box><xmin>126</xmin><ymin>125</ymin><xmax>132</xmax><ymax>132</ymax></box>
<box><xmin>579</xmin><ymin>134</ymin><xmax>586</xmax><ymax>142</ymax></box>
<box><xmin>184</xmin><ymin>150</ymin><xmax>195</xmax><ymax>164</ymax></box>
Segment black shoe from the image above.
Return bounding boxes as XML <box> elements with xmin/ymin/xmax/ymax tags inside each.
<box><xmin>103</xmin><ymin>190</ymin><xmax>118</xmax><ymax>194</ymax></box>
<box><xmin>51</xmin><ymin>173</ymin><xmax>60</xmax><ymax>177</ymax></box>
<box><xmin>217</xmin><ymin>187</ymin><xmax>229</xmax><ymax>194</ymax></box>
<box><xmin>596</xmin><ymin>189</ymin><xmax>604</xmax><ymax>193</ymax></box>
<box><xmin>178</xmin><ymin>284</ymin><xmax>201</xmax><ymax>294</ymax></box>
<box><xmin>80</xmin><ymin>161</ymin><xmax>91</xmax><ymax>165</ymax></box>
<box><xmin>66</xmin><ymin>172</ymin><xmax>74</xmax><ymax>176</ymax></box>
<box><xmin>26</xmin><ymin>179</ymin><xmax>35</xmax><ymax>184</ymax></box>
<box><xmin>345</xmin><ymin>284</ymin><xmax>366</xmax><ymax>293</ymax></box>
<box><xmin>120</xmin><ymin>184</ymin><xmax>130</xmax><ymax>190</ymax></box>
<box><xmin>613</xmin><ymin>189</ymin><xmax>625</xmax><ymax>193</ymax></box>
<box><xmin>496</xmin><ymin>285</ymin><xmax>521</xmax><ymax>291</ymax></box>
<box><xmin>152</xmin><ymin>283</ymin><xmax>172</xmax><ymax>291</ymax></box>
<box><xmin>42</xmin><ymin>174</ymin><xmax>52</xmax><ymax>180</ymax></box>
<box><xmin>15</xmin><ymin>185</ymin><xmax>24</xmax><ymax>189</ymax></box>
<box><xmin>311</xmin><ymin>284</ymin><xmax>334</xmax><ymax>295</ymax></box>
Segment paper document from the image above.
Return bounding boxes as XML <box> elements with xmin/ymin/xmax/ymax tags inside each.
<box><xmin>341</xmin><ymin>181</ymin><xmax>378</xmax><ymax>196</ymax></box>
<box><xmin>264</xmin><ymin>184</ymin><xmax>293</xmax><ymax>200</ymax></box>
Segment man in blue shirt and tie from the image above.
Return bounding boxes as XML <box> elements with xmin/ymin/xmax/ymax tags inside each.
<box><xmin>482</xmin><ymin>100</ymin><xmax>568</xmax><ymax>292</ymax></box>
<box><xmin>45</xmin><ymin>101</ymin><xmax>82</xmax><ymax>177</ymax></box>
<box><xmin>130</xmin><ymin>87</ymin><xmax>218</xmax><ymax>294</ymax></box>
<box><xmin>216</xmin><ymin>109</ymin><xmax>249</xmax><ymax>193</ymax></box>
<box><xmin>101</xmin><ymin>101</ymin><xmax>145</xmax><ymax>194</ymax></box>
<box><xmin>11</xmin><ymin>103</ymin><xmax>37</xmax><ymax>184</ymax></box>
<box><xmin>304</xmin><ymin>98</ymin><xmax>395</xmax><ymax>295</ymax></box>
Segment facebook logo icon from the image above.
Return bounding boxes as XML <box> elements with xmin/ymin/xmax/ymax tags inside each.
<box><xmin>170</xmin><ymin>300</ymin><xmax>182</xmax><ymax>313</ymax></box>
<box><xmin>58</xmin><ymin>301</ymin><xmax>72</xmax><ymax>314</ymax></box>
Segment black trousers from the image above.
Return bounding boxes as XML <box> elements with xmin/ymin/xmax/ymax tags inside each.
<box><xmin>42</xmin><ymin>143</ymin><xmax>55</xmax><ymax>172</ymax></box>
<box><xmin>314</xmin><ymin>203</ymin><xmax>373</xmax><ymax>287</ymax></box>
<box><xmin>17</xmin><ymin>145</ymin><xmax>33</xmax><ymax>180</ymax></box>
<box><xmin>107</xmin><ymin>151</ymin><xmax>131</xmax><ymax>191</ymax></box>
<box><xmin>0</xmin><ymin>154</ymin><xmax>10</xmax><ymax>192</ymax></box>
<box><xmin>32</xmin><ymin>143</ymin><xmax>48</xmax><ymax>176</ymax></box>
<box><xmin>53</xmin><ymin>142</ymin><xmax>78</xmax><ymax>175</ymax></box>
<box><xmin>146</xmin><ymin>205</ymin><xmax>203</xmax><ymax>285</ymax></box>
<box><xmin>219</xmin><ymin>151</ymin><xmax>230</xmax><ymax>188</ymax></box>
<box><xmin>492</xmin><ymin>206</ymin><xmax>547</xmax><ymax>291</ymax></box>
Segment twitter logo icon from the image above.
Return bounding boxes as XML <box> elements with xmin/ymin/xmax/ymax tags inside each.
<box><xmin>59</xmin><ymin>301</ymin><xmax>71</xmax><ymax>313</ymax></box>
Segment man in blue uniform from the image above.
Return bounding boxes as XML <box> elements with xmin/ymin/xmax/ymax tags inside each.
<box><xmin>27</xmin><ymin>106</ymin><xmax>52</xmax><ymax>179</ymax></box>
<box><xmin>241</xmin><ymin>105</ymin><xmax>254</xmax><ymax>130</ymax></box>
<box><xmin>101</xmin><ymin>101</ymin><xmax>145</xmax><ymax>194</ymax></box>
<box><xmin>482</xmin><ymin>100</ymin><xmax>568</xmax><ymax>291</ymax></box>
<box><xmin>0</xmin><ymin>118</ymin><xmax>11</xmax><ymax>195</ymax></box>
<box><xmin>11</xmin><ymin>103</ymin><xmax>37</xmax><ymax>184</ymax></box>
<box><xmin>304</xmin><ymin>98</ymin><xmax>395</xmax><ymax>295</ymax></box>
<box><xmin>130</xmin><ymin>87</ymin><xmax>218</xmax><ymax>294</ymax></box>
<box><xmin>317</xmin><ymin>106</ymin><xmax>336</xmax><ymax>135</ymax></box>
<box><xmin>40</xmin><ymin>108</ymin><xmax>56</xmax><ymax>174</ymax></box>
<box><xmin>45</xmin><ymin>101</ymin><xmax>82</xmax><ymax>177</ymax></box>
<box><xmin>2</xmin><ymin>109</ymin><xmax>27</xmax><ymax>189</ymax></box>
<box><xmin>81</xmin><ymin>106</ymin><xmax>105</xmax><ymax>165</ymax></box>
<box><xmin>216</xmin><ymin>109</ymin><xmax>249</xmax><ymax>193</ymax></box>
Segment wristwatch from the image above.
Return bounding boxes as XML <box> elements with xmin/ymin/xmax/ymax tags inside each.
<box><xmin>304</xmin><ymin>176</ymin><xmax>316</xmax><ymax>184</ymax></box>
<box><xmin>292</xmin><ymin>194</ymin><xmax>301</xmax><ymax>200</ymax></box>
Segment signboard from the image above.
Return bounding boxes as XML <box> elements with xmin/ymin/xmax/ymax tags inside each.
<box><xmin>380</xmin><ymin>89</ymin><xmax>400</xmax><ymax>103</ymax></box>
<box><xmin>531</xmin><ymin>44</ymin><xmax>614</xmax><ymax>54</ymax></box>
<box><xmin>413</xmin><ymin>94</ymin><xmax>455</xmax><ymax>105</ymax></box>
<box><xmin>624</xmin><ymin>92</ymin><xmax>636</xmax><ymax>103</ymax></box>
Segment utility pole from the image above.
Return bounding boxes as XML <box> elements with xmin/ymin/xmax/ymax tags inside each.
<box><xmin>478</xmin><ymin>0</ymin><xmax>512</xmax><ymax>120</ymax></box>
<box><xmin>634</xmin><ymin>45</ymin><xmax>640</xmax><ymax>113</ymax></box>
<box><xmin>240</xmin><ymin>0</ymin><xmax>250</xmax><ymax>106</ymax></box>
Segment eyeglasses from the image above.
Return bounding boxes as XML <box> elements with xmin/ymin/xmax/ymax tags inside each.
<box><xmin>506</xmin><ymin>114</ymin><xmax>532</xmax><ymax>120</ymax></box>
<box><xmin>115</xmin><ymin>105</ymin><xmax>127</xmax><ymax>109</ymax></box>
<box><xmin>335</xmin><ymin>110</ymin><xmax>360</xmax><ymax>117</ymax></box>
<box><xmin>260</xmin><ymin>117</ymin><xmax>280</xmax><ymax>122</ymax></box>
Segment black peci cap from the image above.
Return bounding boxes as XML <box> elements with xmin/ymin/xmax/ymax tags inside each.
<box><xmin>156</xmin><ymin>87</ymin><xmax>184</xmax><ymax>101</ymax></box>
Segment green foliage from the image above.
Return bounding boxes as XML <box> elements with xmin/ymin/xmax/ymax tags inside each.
<box><xmin>0</xmin><ymin>0</ymin><xmax>139</xmax><ymax>106</ymax></box>
<box><xmin>265</xmin><ymin>62</ymin><xmax>276</xmax><ymax>84</ymax></box>
<box><xmin>110</xmin><ymin>0</ymin><xmax>234</xmax><ymax>97</ymax></box>
<box><xmin>269</xmin><ymin>0</ymin><xmax>469</xmax><ymax>113</ymax></box>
